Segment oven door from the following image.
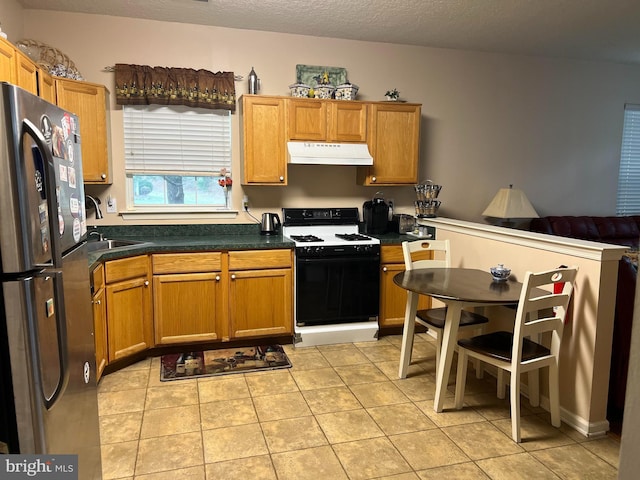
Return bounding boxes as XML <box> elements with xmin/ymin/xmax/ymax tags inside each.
<box><xmin>295</xmin><ymin>253</ymin><xmax>380</xmax><ymax>326</ymax></box>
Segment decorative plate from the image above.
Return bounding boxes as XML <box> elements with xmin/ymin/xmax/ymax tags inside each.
<box><xmin>296</xmin><ymin>64</ymin><xmax>347</xmax><ymax>87</ymax></box>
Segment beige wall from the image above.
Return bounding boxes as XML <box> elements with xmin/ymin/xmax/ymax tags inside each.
<box><xmin>16</xmin><ymin>9</ymin><xmax>640</xmax><ymax>225</ymax></box>
<box><xmin>0</xmin><ymin>0</ymin><xmax>23</xmax><ymax>40</ymax></box>
<box><xmin>427</xmin><ymin>217</ymin><xmax>626</xmax><ymax>435</ymax></box>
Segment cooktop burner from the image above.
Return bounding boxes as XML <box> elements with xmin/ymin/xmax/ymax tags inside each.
<box><xmin>290</xmin><ymin>235</ymin><xmax>324</xmax><ymax>243</ymax></box>
<box><xmin>335</xmin><ymin>233</ymin><xmax>372</xmax><ymax>242</ymax></box>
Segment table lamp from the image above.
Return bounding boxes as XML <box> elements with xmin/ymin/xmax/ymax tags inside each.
<box><xmin>482</xmin><ymin>184</ymin><xmax>539</xmax><ymax>227</ymax></box>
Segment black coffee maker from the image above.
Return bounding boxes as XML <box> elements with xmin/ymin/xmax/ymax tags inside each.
<box><xmin>362</xmin><ymin>192</ymin><xmax>390</xmax><ymax>234</ymax></box>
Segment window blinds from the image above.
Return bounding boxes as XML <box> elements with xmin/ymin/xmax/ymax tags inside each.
<box><xmin>123</xmin><ymin>105</ymin><xmax>231</xmax><ymax>174</ymax></box>
<box><xmin>617</xmin><ymin>104</ymin><xmax>640</xmax><ymax>215</ymax></box>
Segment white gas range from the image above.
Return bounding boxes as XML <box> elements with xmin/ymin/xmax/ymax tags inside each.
<box><xmin>282</xmin><ymin>208</ymin><xmax>381</xmax><ymax>348</ymax></box>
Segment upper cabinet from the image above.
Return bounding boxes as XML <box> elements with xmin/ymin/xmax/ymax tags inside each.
<box><xmin>14</xmin><ymin>49</ymin><xmax>38</xmax><ymax>96</ymax></box>
<box><xmin>241</xmin><ymin>95</ymin><xmax>287</xmax><ymax>185</ymax></box>
<box><xmin>0</xmin><ymin>38</ymin><xmax>15</xmax><ymax>84</ymax></box>
<box><xmin>357</xmin><ymin>102</ymin><xmax>421</xmax><ymax>186</ymax></box>
<box><xmin>288</xmin><ymin>98</ymin><xmax>367</xmax><ymax>143</ymax></box>
<box><xmin>55</xmin><ymin>78</ymin><xmax>111</xmax><ymax>184</ymax></box>
<box><xmin>37</xmin><ymin>68</ymin><xmax>56</xmax><ymax>104</ymax></box>
<box><xmin>240</xmin><ymin>95</ymin><xmax>421</xmax><ymax>186</ymax></box>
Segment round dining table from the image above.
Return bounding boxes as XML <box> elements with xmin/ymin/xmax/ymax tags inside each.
<box><xmin>393</xmin><ymin>267</ymin><xmax>524</xmax><ymax>413</ymax></box>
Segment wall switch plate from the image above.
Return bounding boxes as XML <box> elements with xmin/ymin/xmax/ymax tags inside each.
<box><xmin>106</xmin><ymin>197</ymin><xmax>117</xmax><ymax>213</ymax></box>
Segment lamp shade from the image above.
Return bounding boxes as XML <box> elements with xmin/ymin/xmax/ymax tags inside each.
<box><xmin>482</xmin><ymin>185</ymin><xmax>539</xmax><ymax>219</ymax></box>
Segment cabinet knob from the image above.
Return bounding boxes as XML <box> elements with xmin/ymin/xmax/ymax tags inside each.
<box><xmin>231</xmin><ymin>274</ymin><xmax>236</xmax><ymax>280</ymax></box>
<box><xmin>144</xmin><ymin>280</ymin><xmax>149</xmax><ymax>287</ymax></box>
<box><xmin>215</xmin><ymin>275</ymin><xmax>221</xmax><ymax>281</ymax></box>
<box><xmin>93</xmin><ymin>299</ymin><xmax>101</xmax><ymax>305</ymax></box>
<box><xmin>101</xmin><ymin>173</ymin><xmax>107</xmax><ymax>180</ymax></box>
<box><xmin>371</xmin><ymin>176</ymin><xmax>377</xmax><ymax>182</ymax></box>
<box><xmin>279</xmin><ymin>176</ymin><xmax>284</xmax><ymax>182</ymax></box>
<box><xmin>382</xmin><ymin>267</ymin><xmax>388</xmax><ymax>272</ymax></box>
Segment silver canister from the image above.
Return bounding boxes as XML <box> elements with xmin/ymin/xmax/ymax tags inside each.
<box><xmin>248</xmin><ymin>67</ymin><xmax>260</xmax><ymax>94</ymax></box>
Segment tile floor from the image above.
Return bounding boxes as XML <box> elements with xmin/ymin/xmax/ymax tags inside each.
<box><xmin>98</xmin><ymin>334</ymin><xmax>620</xmax><ymax>479</ymax></box>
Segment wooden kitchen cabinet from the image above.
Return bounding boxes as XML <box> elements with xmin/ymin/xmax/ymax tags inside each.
<box><xmin>55</xmin><ymin>78</ymin><xmax>111</xmax><ymax>184</ymax></box>
<box><xmin>288</xmin><ymin>98</ymin><xmax>368</xmax><ymax>142</ymax></box>
<box><xmin>0</xmin><ymin>37</ymin><xmax>15</xmax><ymax>84</ymax></box>
<box><xmin>228</xmin><ymin>249</ymin><xmax>293</xmax><ymax>338</ymax></box>
<box><xmin>358</xmin><ymin>102</ymin><xmax>421</xmax><ymax>185</ymax></box>
<box><xmin>379</xmin><ymin>245</ymin><xmax>430</xmax><ymax>328</ymax></box>
<box><xmin>152</xmin><ymin>252</ymin><xmax>226</xmax><ymax>344</ymax></box>
<box><xmin>241</xmin><ymin>95</ymin><xmax>287</xmax><ymax>185</ymax></box>
<box><xmin>14</xmin><ymin>48</ymin><xmax>38</xmax><ymax>95</ymax></box>
<box><xmin>104</xmin><ymin>255</ymin><xmax>153</xmax><ymax>362</ymax></box>
<box><xmin>91</xmin><ymin>263</ymin><xmax>107</xmax><ymax>380</ymax></box>
<box><xmin>37</xmin><ymin>68</ymin><xmax>56</xmax><ymax>103</ymax></box>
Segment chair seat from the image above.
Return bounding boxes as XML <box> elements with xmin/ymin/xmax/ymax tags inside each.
<box><xmin>416</xmin><ymin>307</ymin><xmax>489</xmax><ymax>330</ymax></box>
<box><xmin>457</xmin><ymin>331</ymin><xmax>551</xmax><ymax>362</ymax></box>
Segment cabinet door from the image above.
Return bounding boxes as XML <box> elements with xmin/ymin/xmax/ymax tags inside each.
<box><xmin>288</xmin><ymin>98</ymin><xmax>327</xmax><ymax>141</ymax></box>
<box><xmin>242</xmin><ymin>96</ymin><xmax>287</xmax><ymax>185</ymax></box>
<box><xmin>92</xmin><ymin>287</ymin><xmax>107</xmax><ymax>380</ymax></box>
<box><xmin>229</xmin><ymin>268</ymin><xmax>292</xmax><ymax>338</ymax></box>
<box><xmin>37</xmin><ymin>69</ymin><xmax>56</xmax><ymax>104</ymax></box>
<box><xmin>379</xmin><ymin>263</ymin><xmax>431</xmax><ymax>328</ymax></box>
<box><xmin>55</xmin><ymin>79</ymin><xmax>110</xmax><ymax>184</ymax></box>
<box><xmin>106</xmin><ymin>276</ymin><xmax>153</xmax><ymax>361</ymax></box>
<box><xmin>328</xmin><ymin>102</ymin><xmax>367</xmax><ymax>142</ymax></box>
<box><xmin>153</xmin><ymin>272</ymin><xmax>223</xmax><ymax>344</ymax></box>
<box><xmin>14</xmin><ymin>49</ymin><xmax>38</xmax><ymax>95</ymax></box>
<box><xmin>0</xmin><ymin>38</ymin><xmax>16</xmax><ymax>84</ymax></box>
<box><xmin>359</xmin><ymin>103</ymin><xmax>421</xmax><ymax>185</ymax></box>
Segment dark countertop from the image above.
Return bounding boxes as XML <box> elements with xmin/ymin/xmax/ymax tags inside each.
<box><xmin>86</xmin><ymin>224</ymin><xmax>417</xmax><ymax>268</ymax></box>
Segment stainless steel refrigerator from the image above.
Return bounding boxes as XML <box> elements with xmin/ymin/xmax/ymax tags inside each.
<box><xmin>0</xmin><ymin>82</ymin><xmax>102</xmax><ymax>478</ymax></box>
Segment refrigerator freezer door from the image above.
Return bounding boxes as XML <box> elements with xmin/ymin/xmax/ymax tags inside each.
<box><xmin>2</xmin><ymin>243</ymin><xmax>101</xmax><ymax>478</ymax></box>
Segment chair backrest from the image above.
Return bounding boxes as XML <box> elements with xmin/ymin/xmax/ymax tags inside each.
<box><xmin>402</xmin><ymin>239</ymin><xmax>451</xmax><ymax>271</ymax></box>
<box><xmin>511</xmin><ymin>267</ymin><xmax>578</xmax><ymax>367</ymax></box>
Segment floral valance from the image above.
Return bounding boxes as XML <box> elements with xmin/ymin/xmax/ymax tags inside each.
<box><xmin>114</xmin><ymin>64</ymin><xmax>236</xmax><ymax>111</ymax></box>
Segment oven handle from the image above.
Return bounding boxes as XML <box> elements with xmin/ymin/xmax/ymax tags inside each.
<box><xmin>296</xmin><ymin>255</ymin><xmax>379</xmax><ymax>264</ymax></box>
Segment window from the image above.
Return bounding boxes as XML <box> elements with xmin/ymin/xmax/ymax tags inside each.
<box><xmin>123</xmin><ymin>105</ymin><xmax>232</xmax><ymax>211</ymax></box>
<box><xmin>617</xmin><ymin>104</ymin><xmax>640</xmax><ymax>215</ymax></box>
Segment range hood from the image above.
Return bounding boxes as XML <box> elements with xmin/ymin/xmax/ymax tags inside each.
<box><xmin>287</xmin><ymin>141</ymin><xmax>373</xmax><ymax>166</ymax></box>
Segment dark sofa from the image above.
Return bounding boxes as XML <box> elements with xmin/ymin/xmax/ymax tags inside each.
<box><xmin>530</xmin><ymin>215</ymin><xmax>639</xmax><ymax>433</ymax></box>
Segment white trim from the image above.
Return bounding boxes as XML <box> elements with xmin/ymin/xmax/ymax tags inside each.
<box><xmin>418</xmin><ymin>217</ymin><xmax>627</xmax><ymax>262</ymax></box>
<box><xmin>120</xmin><ymin>210</ymin><xmax>238</xmax><ymax>221</ymax></box>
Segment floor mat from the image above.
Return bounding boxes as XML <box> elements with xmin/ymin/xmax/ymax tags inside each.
<box><xmin>160</xmin><ymin>345</ymin><xmax>291</xmax><ymax>381</ymax></box>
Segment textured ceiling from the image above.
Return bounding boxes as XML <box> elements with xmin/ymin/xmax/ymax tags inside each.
<box><xmin>18</xmin><ymin>0</ymin><xmax>640</xmax><ymax>64</ymax></box>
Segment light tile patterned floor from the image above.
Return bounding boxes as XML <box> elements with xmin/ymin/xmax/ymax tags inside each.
<box><xmin>98</xmin><ymin>334</ymin><xmax>620</xmax><ymax>479</ymax></box>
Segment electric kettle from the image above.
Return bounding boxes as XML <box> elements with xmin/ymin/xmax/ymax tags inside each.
<box><xmin>261</xmin><ymin>213</ymin><xmax>281</xmax><ymax>235</ymax></box>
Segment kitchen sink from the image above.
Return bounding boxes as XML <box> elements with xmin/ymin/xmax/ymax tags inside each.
<box><xmin>86</xmin><ymin>239</ymin><xmax>149</xmax><ymax>253</ymax></box>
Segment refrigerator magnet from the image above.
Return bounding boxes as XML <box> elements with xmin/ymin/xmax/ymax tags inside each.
<box><xmin>45</xmin><ymin>298</ymin><xmax>55</xmax><ymax>317</ymax></box>
<box><xmin>59</xmin><ymin>164</ymin><xmax>68</xmax><ymax>182</ymax></box>
<box><xmin>68</xmin><ymin>167</ymin><xmax>76</xmax><ymax>189</ymax></box>
<box><xmin>72</xmin><ymin>218</ymin><xmax>82</xmax><ymax>243</ymax></box>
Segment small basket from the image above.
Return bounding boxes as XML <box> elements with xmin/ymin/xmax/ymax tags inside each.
<box><xmin>16</xmin><ymin>39</ymin><xmax>83</xmax><ymax>80</ymax></box>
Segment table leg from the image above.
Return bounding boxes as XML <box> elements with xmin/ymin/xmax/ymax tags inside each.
<box><xmin>434</xmin><ymin>302</ymin><xmax>462</xmax><ymax>412</ymax></box>
<box><xmin>398</xmin><ymin>290</ymin><xmax>419</xmax><ymax>379</ymax></box>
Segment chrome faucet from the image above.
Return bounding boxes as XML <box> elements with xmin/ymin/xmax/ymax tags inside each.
<box><xmin>88</xmin><ymin>229</ymin><xmax>104</xmax><ymax>241</ymax></box>
<box><xmin>85</xmin><ymin>195</ymin><xmax>104</xmax><ymax>219</ymax></box>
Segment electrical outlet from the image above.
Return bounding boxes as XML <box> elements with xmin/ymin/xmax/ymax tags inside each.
<box><xmin>106</xmin><ymin>196</ymin><xmax>117</xmax><ymax>213</ymax></box>
<box><xmin>243</xmin><ymin>195</ymin><xmax>249</xmax><ymax>210</ymax></box>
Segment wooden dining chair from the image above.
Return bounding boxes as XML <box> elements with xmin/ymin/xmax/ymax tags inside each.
<box><xmin>401</xmin><ymin>239</ymin><xmax>489</xmax><ymax>374</ymax></box>
<box><xmin>453</xmin><ymin>266</ymin><xmax>578</xmax><ymax>442</ymax></box>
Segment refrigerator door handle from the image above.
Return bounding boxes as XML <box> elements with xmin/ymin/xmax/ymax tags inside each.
<box><xmin>20</xmin><ymin>118</ymin><xmax>63</xmax><ymax>268</ymax></box>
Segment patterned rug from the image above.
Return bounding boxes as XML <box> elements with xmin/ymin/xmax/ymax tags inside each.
<box><xmin>160</xmin><ymin>345</ymin><xmax>291</xmax><ymax>381</ymax></box>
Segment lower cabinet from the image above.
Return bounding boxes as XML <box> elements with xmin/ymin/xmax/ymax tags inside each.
<box><xmin>91</xmin><ymin>263</ymin><xmax>107</xmax><ymax>380</ymax></box>
<box><xmin>152</xmin><ymin>252</ymin><xmax>225</xmax><ymax>344</ymax></box>
<box><xmin>104</xmin><ymin>255</ymin><xmax>153</xmax><ymax>361</ymax></box>
<box><xmin>379</xmin><ymin>245</ymin><xmax>431</xmax><ymax>328</ymax></box>
<box><xmin>94</xmin><ymin>248</ymin><xmax>294</xmax><ymax>368</ymax></box>
<box><xmin>229</xmin><ymin>250</ymin><xmax>293</xmax><ymax>338</ymax></box>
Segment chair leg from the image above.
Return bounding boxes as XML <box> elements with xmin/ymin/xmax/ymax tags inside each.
<box><xmin>510</xmin><ymin>371</ymin><xmax>522</xmax><ymax>443</ymax></box>
<box><xmin>454</xmin><ymin>349</ymin><xmax>468</xmax><ymax>409</ymax></box>
<box><xmin>497</xmin><ymin>370</ymin><xmax>506</xmax><ymax>399</ymax></box>
<box><xmin>548</xmin><ymin>363</ymin><xmax>561</xmax><ymax>428</ymax></box>
<box><xmin>434</xmin><ymin>331</ymin><xmax>441</xmax><ymax>371</ymax></box>
<box><xmin>528</xmin><ymin>369</ymin><xmax>540</xmax><ymax>407</ymax></box>
<box><xmin>474</xmin><ymin>326</ymin><xmax>484</xmax><ymax>379</ymax></box>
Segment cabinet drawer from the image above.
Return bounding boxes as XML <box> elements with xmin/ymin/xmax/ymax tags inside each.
<box><xmin>105</xmin><ymin>255</ymin><xmax>149</xmax><ymax>283</ymax></box>
<box><xmin>381</xmin><ymin>245</ymin><xmax>405</xmax><ymax>264</ymax></box>
<box><xmin>229</xmin><ymin>249</ymin><xmax>292</xmax><ymax>270</ymax></box>
<box><xmin>381</xmin><ymin>243</ymin><xmax>433</xmax><ymax>264</ymax></box>
<box><xmin>92</xmin><ymin>263</ymin><xmax>105</xmax><ymax>292</ymax></box>
<box><xmin>152</xmin><ymin>252</ymin><xmax>222</xmax><ymax>274</ymax></box>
